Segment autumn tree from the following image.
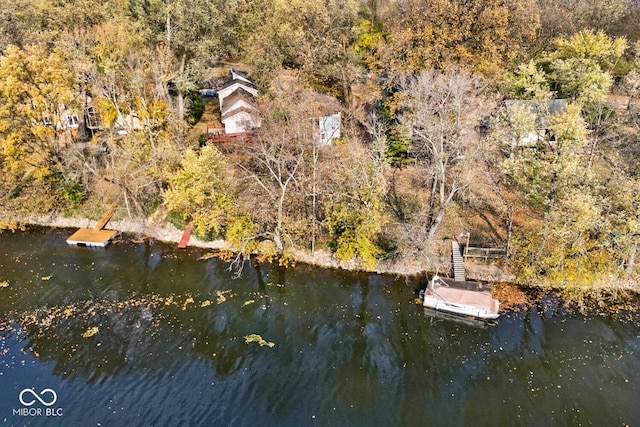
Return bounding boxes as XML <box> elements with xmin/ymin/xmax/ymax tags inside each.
<box><xmin>323</xmin><ymin>140</ymin><xmax>387</xmax><ymax>269</ymax></box>
<box><xmin>535</xmin><ymin>0</ymin><xmax>629</xmax><ymax>47</ymax></box>
<box><xmin>545</xmin><ymin>30</ymin><xmax>627</xmax><ymax>103</ymax></box>
<box><xmin>163</xmin><ymin>145</ymin><xmax>232</xmax><ymax>235</ymax></box>
<box><xmin>0</xmin><ymin>44</ymin><xmax>76</xmax><ymax>180</ymax></box>
<box><xmin>501</xmin><ymin>104</ymin><xmax>606</xmax><ymax>284</ymax></box>
<box><xmin>503</xmin><ymin>60</ymin><xmax>555</xmax><ymax>100</ymax></box>
<box><xmin>603</xmin><ymin>175</ymin><xmax>640</xmax><ymax>279</ymax></box>
<box><xmin>239</xmin><ymin>0</ymin><xmax>363</xmax><ymax>100</ymax></box>
<box><xmin>368</xmin><ymin>0</ymin><xmax>540</xmax><ymax>80</ymax></box>
<box><xmin>163</xmin><ymin>0</ymin><xmax>237</xmax><ymax>122</ymax></box>
<box><xmin>230</xmin><ymin>88</ymin><xmax>316</xmax><ymax>255</ymax></box>
<box><xmin>399</xmin><ymin>68</ymin><xmax>498</xmax><ymax>239</ymax></box>
<box><xmin>0</xmin><ymin>0</ymin><xmax>108</xmax><ymax>50</ymax></box>
<box><xmin>505</xmin><ymin>30</ymin><xmax>627</xmax><ymax>105</ymax></box>
<box><xmin>77</xmin><ymin>21</ymin><xmax>188</xmax><ymax>214</ymax></box>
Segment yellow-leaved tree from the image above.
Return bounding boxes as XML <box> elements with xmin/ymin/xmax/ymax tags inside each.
<box><xmin>0</xmin><ymin>44</ymin><xmax>78</xmax><ymax>214</ymax></box>
<box><xmin>163</xmin><ymin>144</ymin><xmax>258</xmax><ymax>256</ymax></box>
<box><xmin>324</xmin><ymin>141</ymin><xmax>387</xmax><ymax>270</ymax></box>
<box><xmin>368</xmin><ymin>0</ymin><xmax>540</xmax><ymax>80</ymax></box>
<box><xmin>163</xmin><ymin>145</ymin><xmax>233</xmax><ymax>238</ymax></box>
<box><xmin>0</xmin><ymin>44</ymin><xmax>76</xmax><ymax>180</ymax></box>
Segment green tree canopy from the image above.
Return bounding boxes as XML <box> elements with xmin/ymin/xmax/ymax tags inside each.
<box><xmin>505</xmin><ymin>30</ymin><xmax>627</xmax><ymax>104</ymax></box>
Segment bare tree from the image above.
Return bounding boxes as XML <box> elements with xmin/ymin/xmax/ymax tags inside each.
<box><xmin>231</xmin><ymin>96</ymin><xmax>314</xmax><ymax>254</ymax></box>
<box><xmin>400</xmin><ymin>68</ymin><xmax>498</xmax><ymax>239</ymax></box>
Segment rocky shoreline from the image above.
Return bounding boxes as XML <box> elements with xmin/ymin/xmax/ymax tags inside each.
<box><xmin>6</xmin><ymin>209</ymin><xmax>516</xmax><ymax>283</ymax></box>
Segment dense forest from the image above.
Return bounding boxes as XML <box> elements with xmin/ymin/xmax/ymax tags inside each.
<box><xmin>1</xmin><ymin>0</ymin><xmax>640</xmax><ymax>290</ymax></box>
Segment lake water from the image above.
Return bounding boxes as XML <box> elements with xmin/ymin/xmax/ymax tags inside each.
<box><xmin>0</xmin><ymin>227</ymin><xmax>639</xmax><ymax>426</ymax></box>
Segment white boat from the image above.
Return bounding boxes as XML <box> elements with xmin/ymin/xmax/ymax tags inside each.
<box><xmin>422</xmin><ymin>275</ymin><xmax>500</xmax><ymax>320</ymax></box>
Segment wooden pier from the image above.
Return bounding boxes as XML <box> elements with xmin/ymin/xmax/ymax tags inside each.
<box><xmin>67</xmin><ymin>204</ymin><xmax>118</xmax><ymax>247</ymax></box>
<box><xmin>178</xmin><ymin>222</ymin><xmax>194</xmax><ymax>249</ymax></box>
<box><xmin>451</xmin><ymin>241</ymin><xmax>466</xmax><ymax>282</ymax></box>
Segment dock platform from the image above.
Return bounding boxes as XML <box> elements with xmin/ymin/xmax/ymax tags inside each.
<box><xmin>178</xmin><ymin>223</ymin><xmax>194</xmax><ymax>249</ymax></box>
<box><xmin>67</xmin><ymin>203</ymin><xmax>118</xmax><ymax>247</ymax></box>
<box><xmin>67</xmin><ymin>228</ymin><xmax>118</xmax><ymax>247</ymax></box>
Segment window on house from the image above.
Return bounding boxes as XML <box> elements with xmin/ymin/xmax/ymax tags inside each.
<box><xmin>67</xmin><ymin>115</ymin><xmax>79</xmax><ymax>127</ymax></box>
<box><xmin>86</xmin><ymin>107</ymin><xmax>99</xmax><ymax>128</ymax></box>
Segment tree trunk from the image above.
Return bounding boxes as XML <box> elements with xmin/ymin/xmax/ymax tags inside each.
<box><xmin>627</xmin><ymin>243</ymin><xmax>637</xmax><ymax>273</ymax></box>
<box><xmin>274</xmin><ymin>184</ymin><xmax>287</xmax><ymax>254</ymax></box>
<box><xmin>177</xmin><ymin>53</ymin><xmax>186</xmax><ymax>122</ymax></box>
<box><xmin>427</xmin><ymin>206</ymin><xmax>446</xmax><ymax>240</ymax></box>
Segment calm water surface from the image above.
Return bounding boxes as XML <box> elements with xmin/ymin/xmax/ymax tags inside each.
<box><xmin>0</xmin><ymin>227</ymin><xmax>639</xmax><ymax>426</ymax></box>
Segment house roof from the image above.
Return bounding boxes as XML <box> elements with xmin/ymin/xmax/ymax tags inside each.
<box><xmin>306</xmin><ymin>91</ymin><xmax>342</xmax><ymax>117</ymax></box>
<box><xmin>504</xmin><ymin>99</ymin><xmax>568</xmax><ymax>129</ymax></box>
<box><xmin>219</xmin><ymin>76</ymin><xmax>257</xmax><ymax>92</ymax></box>
<box><xmin>221</xmin><ymin>106</ymin><xmax>256</xmax><ymax>122</ymax></box>
<box><xmin>229</xmin><ymin>68</ymin><xmax>252</xmax><ymax>83</ymax></box>
<box><xmin>221</xmin><ymin>87</ymin><xmax>257</xmax><ymax>115</ymax></box>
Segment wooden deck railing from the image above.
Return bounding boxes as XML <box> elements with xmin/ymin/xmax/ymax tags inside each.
<box><xmin>463</xmin><ymin>246</ymin><xmax>508</xmax><ymax>259</ymax></box>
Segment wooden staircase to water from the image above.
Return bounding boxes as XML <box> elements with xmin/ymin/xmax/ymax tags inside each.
<box><xmin>451</xmin><ymin>241</ymin><xmax>465</xmax><ymax>282</ymax></box>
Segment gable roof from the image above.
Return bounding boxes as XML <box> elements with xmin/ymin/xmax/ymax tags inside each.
<box><xmin>221</xmin><ymin>87</ymin><xmax>257</xmax><ymax>116</ymax></box>
<box><xmin>219</xmin><ymin>77</ymin><xmax>257</xmax><ymax>92</ymax></box>
<box><xmin>229</xmin><ymin>68</ymin><xmax>252</xmax><ymax>84</ymax></box>
<box><xmin>221</xmin><ymin>106</ymin><xmax>256</xmax><ymax>122</ymax></box>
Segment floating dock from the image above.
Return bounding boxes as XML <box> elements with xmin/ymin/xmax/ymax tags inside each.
<box><xmin>67</xmin><ymin>228</ymin><xmax>119</xmax><ymax>247</ymax></box>
<box><xmin>67</xmin><ymin>204</ymin><xmax>118</xmax><ymax>247</ymax></box>
<box><xmin>178</xmin><ymin>222</ymin><xmax>194</xmax><ymax>249</ymax></box>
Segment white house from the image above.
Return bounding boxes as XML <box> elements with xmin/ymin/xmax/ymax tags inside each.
<box><xmin>218</xmin><ymin>69</ymin><xmax>260</xmax><ymax>135</ymax></box>
<box><xmin>315</xmin><ymin>112</ymin><xmax>341</xmax><ymax>145</ymax></box>
<box><xmin>221</xmin><ymin>89</ymin><xmax>261</xmax><ymax>134</ymax></box>
<box><xmin>503</xmin><ymin>99</ymin><xmax>568</xmax><ymax>147</ymax></box>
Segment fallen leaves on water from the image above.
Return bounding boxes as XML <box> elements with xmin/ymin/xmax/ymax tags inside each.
<box><xmin>244</xmin><ymin>334</ymin><xmax>275</xmax><ymax>347</ymax></box>
<box><xmin>492</xmin><ymin>283</ymin><xmax>532</xmax><ymax>313</ymax></box>
<box><xmin>200</xmin><ymin>300</ymin><xmax>212</xmax><ymax>307</ymax></box>
<box><xmin>0</xmin><ymin>281</ymin><xmax>9</xmax><ymax>288</ymax></box>
<box><xmin>216</xmin><ymin>290</ymin><xmax>231</xmax><ymax>304</ymax></box>
<box><xmin>182</xmin><ymin>296</ymin><xmax>195</xmax><ymax>310</ymax></box>
<box><xmin>198</xmin><ymin>249</ymin><xmax>235</xmax><ymax>262</ymax></box>
<box><xmin>82</xmin><ymin>327</ymin><xmax>99</xmax><ymax>338</ymax></box>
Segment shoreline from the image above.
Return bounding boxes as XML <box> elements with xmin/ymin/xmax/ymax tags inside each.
<box><xmin>3</xmin><ymin>210</ymin><xmax>639</xmax><ymax>317</ymax></box>
<box><xmin>5</xmin><ymin>210</ymin><xmax>639</xmax><ymax>299</ymax></box>
<box><xmin>9</xmin><ymin>210</ymin><xmax>512</xmax><ymax>282</ymax></box>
